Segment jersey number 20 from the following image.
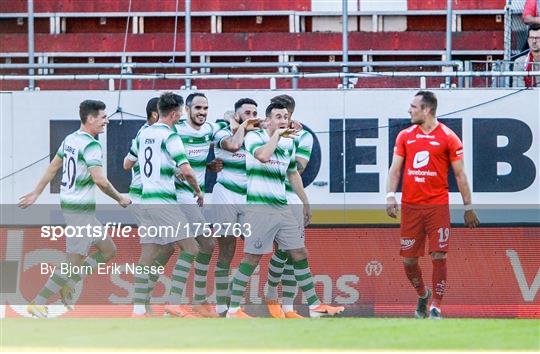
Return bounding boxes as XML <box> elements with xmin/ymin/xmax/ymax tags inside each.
<box><xmin>61</xmin><ymin>155</ymin><xmax>76</xmax><ymax>191</ymax></box>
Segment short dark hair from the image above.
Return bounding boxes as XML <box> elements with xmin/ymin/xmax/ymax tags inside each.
<box><xmin>158</xmin><ymin>92</ymin><xmax>183</xmax><ymax>117</ymax></box>
<box><xmin>145</xmin><ymin>97</ymin><xmax>159</xmax><ymax>120</ymax></box>
<box><xmin>415</xmin><ymin>90</ymin><xmax>438</xmax><ymax>115</ymax></box>
<box><xmin>186</xmin><ymin>92</ymin><xmax>207</xmax><ymax>107</ymax></box>
<box><xmin>234</xmin><ymin>98</ymin><xmax>258</xmax><ymax>111</ymax></box>
<box><xmin>528</xmin><ymin>24</ymin><xmax>540</xmax><ymax>36</ymax></box>
<box><xmin>265</xmin><ymin>101</ymin><xmax>287</xmax><ymax>118</ymax></box>
<box><xmin>271</xmin><ymin>94</ymin><xmax>295</xmax><ymax>113</ymax></box>
<box><xmin>79</xmin><ymin>99</ymin><xmax>106</xmax><ymax>124</ymax></box>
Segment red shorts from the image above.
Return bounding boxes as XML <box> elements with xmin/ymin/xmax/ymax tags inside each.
<box><xmin>399</xmin><ymin>204</ymin><xmax>451</xmax><ymax>257</ymax></box>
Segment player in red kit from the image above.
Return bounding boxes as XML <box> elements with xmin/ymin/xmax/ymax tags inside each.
<box><xmin>386</xmin><ymin>91</ymin><xmax>480</xmax><ymax>319</ymax></box>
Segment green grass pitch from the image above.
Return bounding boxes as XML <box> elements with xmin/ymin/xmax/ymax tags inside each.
<box><xmin>2</xmin><ymin>318</ymin><xmax>538</xmax><ymax>351</ymax></box>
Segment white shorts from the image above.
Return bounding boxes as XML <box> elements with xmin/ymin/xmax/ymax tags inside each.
<box><xmin>210</xmin><ymin>183</ymin><xmax>246</xmax><ymax>235</ymax></box>
<box><xmin>138</xmin><ymin>204</ymin><xmax>190</xmax><ymax>245</ymax></box>
<box><xmin>62</xmin><ymin>212</ymin><xmax>103</xmax><ymax>256</ymax></box>
<box><xmin>130</xmin><ymin>203</ymin><xmax>152</xmax><ymax>227</ymax></box>
<box><xmin>176</xmin><ymin>191</ymin><xmax>208</xmax><ymax>237</ymax></box>
<box><xmin>243</xmin><ymin>206</ymin><xmax>304</xmax><ymax>255</ymax></box>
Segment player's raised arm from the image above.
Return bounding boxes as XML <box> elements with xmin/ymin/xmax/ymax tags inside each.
<box><xmin>220</xmin><ymin>99</ymin><xmax>260</xmax><ymax>153</ymax></box>
<box><xmin>386</xmin><ymin>154</ymin><xmax>404</xmax><ymax>218</ymax></box>
<box><xmin>251</xmin><ymin>131</ymin><xmax>278</xmax><ymax>163</ymax></box>
<box><xmin>451</xmin><ymin>158</ymin><xmax>480</xmax><ymax>228</ymax></box>
<box><xmin>88</xmin><ymin>166</ymin><xmax>131</xmax><ymax>207</ymax></box>
<box><xmin>248</xmin><ymin>102</ymin><xmax>293</xmax><ymax>163</ymax></box>
<box><xmin>252</xmin><ymin>127</ymin><xmax>296</xmax><ymax>163</ymax></box>
<box><xmin>220</xmin><ymin>117</ymin><xmax>259</xmax><ymax>153</ymax></box>
<box><xmin>18</xmin><ymin>155</ymin><xmax>63</xmax><ymax>208</ymax></box>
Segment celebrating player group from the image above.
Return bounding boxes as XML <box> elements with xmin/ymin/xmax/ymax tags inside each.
<box><xmin>19</xmin><ymin>90</ymin><xmax>479</xmax><ymax>320</ymax></box>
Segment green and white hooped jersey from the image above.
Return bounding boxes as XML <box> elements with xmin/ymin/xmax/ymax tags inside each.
<box><xmin>56</xmin><ymin>130</ymin><xmax>103</xmax><ymax>213</ymax></box>
<box><xmin>134</xmin><ymin>123</ymin><xmax>189</xmax><ymax>204</ymax></box>
<box><xmin>285</xmin><ymin>129</ymin><xmax>314</xmax><ymax>194</ymax></box>
<box><xmin>244</xmin><ymin>129</ymin><xmax>297</xmax><ymax>207</ymax></box>
<box><xmin>213</xmin><ymin>127</ymin><xmax>247</xmax><ymax>196</ymax></box>
<box><xmin>173</xmin><ymin>120</ymin><xmax>227</xmax><ymax>194</ymax></box>
<box><xmin>126</xmin><ymin>123</ymin><xmax>150</xmax><ymax>203</ymax></box>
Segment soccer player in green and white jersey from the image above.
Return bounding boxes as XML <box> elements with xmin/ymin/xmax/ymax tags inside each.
<box><xmin>172</xmin><ymin>92</ymin><xmax>230</xmax><ymax>317</ymax></box>
<box><xmin>264</xmin><ymin>95</ymin><xmax>315</xmax><ymax>319</ymax></box>
<box><xmin>19</xmin><ymin>100</ymin><xmax>131</xmax><ymax>318</ymax></box>
<box><xmin>210</xmin><ymin>98</ymin><xmax>260</xmax><ymax>316</ymax></box>
<box><xmin>127</xmin><ymin>92</ymin><xmax>203</xmax><ymax>318</ymax></box>
<box><xmin>124</xmin><ymin>97</ymin><xmax>160</xmax><ymax>210</ymax></box>
<box><xmin>123</xmin><ymin>97</ymin><xmax>175</xmax><ymax>316</ymax></box>
<box><xmin>226</xmin><ymin>101</ymin><xmax>344</xmax><ymax>318</ymax></box>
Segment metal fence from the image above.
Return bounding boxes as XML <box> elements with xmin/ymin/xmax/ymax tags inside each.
<box><xmin>3</xmin><ymin>0</ymin><xmax>538</xmax><ymax>90</ymax></box>
<box><xmin>505</xmin><ymin>0</ymin><xmax>529</xmax><ymax>60</ymax></box>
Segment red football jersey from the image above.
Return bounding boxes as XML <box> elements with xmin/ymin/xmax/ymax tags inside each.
<box><xmin>394</xmin><ymin>123</ymin><xmax>463</xmax><ymax>205</ymax></box>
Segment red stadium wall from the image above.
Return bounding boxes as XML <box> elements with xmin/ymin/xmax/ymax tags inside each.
<box><xmin>1</xmin><ymin>32</ymin><xmax>503</xmax><ymax>53</ymax></box>
<box><xmin>1</xmin><ymin>227</ymin><xmax>538</xmax><ymax>318</ymax></box>
<box><xmin>0</xmin><ymin>0</ymin><xmax>311</xmax><ymax>13</ymax></box>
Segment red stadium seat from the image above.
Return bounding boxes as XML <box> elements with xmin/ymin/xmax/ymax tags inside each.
<box><xmin>0</xmin><ymin>0</ymin><xmax>506</xmax><ymax>89</ymax></box>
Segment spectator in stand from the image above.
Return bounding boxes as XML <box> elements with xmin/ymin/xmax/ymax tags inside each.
<box><xmin>523</xmin><ymin>0</ymin><xmax>540</xmax><ymax>25</ymax></box>
<box><xmin>513</xmin><ymin>25</ymin><xmax>540</xmax><ymax>87</ymax></box>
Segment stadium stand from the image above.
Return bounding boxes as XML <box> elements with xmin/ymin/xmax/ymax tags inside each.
<box><xmin>0</xmin><ymin>0</ymin><xmax>507</xmax><ymax>90</ymax></box>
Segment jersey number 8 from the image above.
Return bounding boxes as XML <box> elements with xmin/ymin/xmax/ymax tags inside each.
<box><xmin>143</xmin><ymin>146</ymin><xmax>153</xmax><ymax>178</ymax></box>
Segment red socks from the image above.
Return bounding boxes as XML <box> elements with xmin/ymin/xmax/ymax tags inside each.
<box><xmin>404</xmin><ymin>262</ymin><xmax>427</xmax><ymax>297</ymax></box>
<box><xmin>431</xmin><ymin>258</ymin><xmax>447</xmax><ymax>308</ymax></box>
<box><xmin>404</xmin><ymin>259</ymin><xmax>447</xmax><ymax>308</ymax></box>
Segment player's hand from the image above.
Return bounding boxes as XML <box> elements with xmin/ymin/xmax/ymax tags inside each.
<box><xmin>290</xmin><ymin>120</ymin><xmax>303</xmax><ymax>131</ymax></box>
<box><xmin>176</xmin><ymin>171</ymin><xmax>186</xmax><ymax>181</ymax></box>
<box><xmin>119</xmin><ymin>196</ymin><xmax>132</xmax><ymax>208</ymax></box>
<box><xmin>223</xmin><ymin>110</ymin><xmax>236</xmax><ymax>122</ymax></box>
<box><xmin>241</xmin><ymin>118</ymin><xmax>260</xmax><ymax>131</ymax></box>
<box><xmin>303</xmin><ymin>204</ymin><xmax>312</xmax><ymax>227</ymax></box>
<box><xmin>386</xmin><ymin>197</ymin><xmax>399</xmax><ymax>218</ymax></box>
<box><xmin>18</xmin><ymin>191</ymin><xmax>38</xmax><ymax>209</ymax></box>
<box><xmin>258</xmin><ymin>119</ymin><xmax>268</xmax><ymax>130</ymax></box>
<box><xmin>194</xmin><ymin>191</ymin><xmax>204</xmax><ymax>207</ymax></box>
<box><xmin>228</xmin><ymin>112</ymin><xmax>240</xmax><ymax>131</ymax></box>
<box><xmin>277</xmin><ymin>128</ymin><xmax>298</xmax><ymax>139</ymax></box>
<box><xmin>207</xmin><ymin>158</ymin><xmax>224</xmax><ymax>173</ymax></box>
<box><xmin>464</xmin><ymin>209</ymin><xmax>479</xmax><ymax>228</ymax></box>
